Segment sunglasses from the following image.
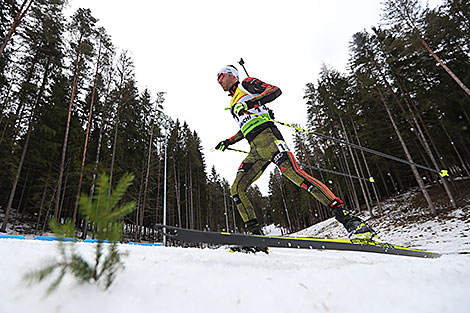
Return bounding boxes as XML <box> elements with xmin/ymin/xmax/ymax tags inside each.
<box><xmin>218</xmin><ymin>73</ymin><xmax>226</xmax><ymax>83</ymax></box>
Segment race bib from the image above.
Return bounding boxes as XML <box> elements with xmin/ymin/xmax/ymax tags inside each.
<box><xmin>275</xmin><ymin>140</ymin><xmax>290</xmax><ymax>153</ymax></box>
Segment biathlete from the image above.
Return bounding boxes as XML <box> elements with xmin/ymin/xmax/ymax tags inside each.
<box><xmin>215</xmin><ymin>65</ymin><xmax>376</xmax><ymax>239</ymax></box>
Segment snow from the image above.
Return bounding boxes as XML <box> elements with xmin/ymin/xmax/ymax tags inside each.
<box><xmin>1</xmin><ymin>197</ymin><xmax>470</xmax><ymax>313</ymax></box>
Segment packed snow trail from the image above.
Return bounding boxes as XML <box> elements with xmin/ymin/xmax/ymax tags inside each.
<box><xmin>0</xmin><ymin>235</ymin><xmax>469</xmax><ymax>313</ymax></box>
<box><xmin>2</xmin><ymin>201</ymin><xmax>469</xmax><ymax>313</ymax></box>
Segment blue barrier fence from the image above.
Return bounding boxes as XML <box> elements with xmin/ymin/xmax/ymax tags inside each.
<box><xmin>0</xmin><ymin>234</ymin><xmax>25</xmax><ymax>240</ymax></box>
<box><xmin>34</xmin><ymin>236</ymin><xmax>76</xmax><ymax>242</ymax></box>
<box><xmin>0</xmin><ymin>234</ymin><xmax>162</xmax><ymax>246</ymax></box>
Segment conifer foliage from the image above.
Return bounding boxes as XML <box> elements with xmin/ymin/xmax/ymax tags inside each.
<box><xmin>0</xmin><ymin>1</ymin><xmax>223</xmax><ymax>237</ymax></box>
<box><xmin>268</xmin><ymin>0</ymin><xmax>469</xmax><ymax>231</ymax></box>
<box><xmin>24</xmin><ymin>173</ymin><xmax>135</xmax><ymax>293</ymax></box>
<box><xmin>1</xmin><ymin>0</ymin><xmax>468</xmax><ymax>239</ymax></box>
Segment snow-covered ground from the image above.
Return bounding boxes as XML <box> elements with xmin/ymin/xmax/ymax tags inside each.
<box><xmin>1</xmin><ymin>194</ymin><xmax>469</xmax><ymax>313</ymax></box>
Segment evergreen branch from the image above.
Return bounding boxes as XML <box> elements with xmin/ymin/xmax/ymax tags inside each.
<box><xmin>46</xmin><ymin>267</ymin><xmax>67</xmax><ymax>295</ymax></box>
<box><xmin>25</xmin><ymin>172</ymin><xmax>136</xmax><ymax>295</ymax></box>
<box><xmin>23</xmin><ymin>262</ymin><xmax>58</xmax><ymax>285</ymax></box>
<box><xmin>106</xmin><ymin>173</ymin><xmax>134</xmax><ymax>214</ymax></box>
<box><xmin>69</xmin><ymin>254</ymin><xmax>94</xmax><ymax>283</ymax></box>
<box><xmin>107</xmin><ymin>201</ymin><xmax>136</xmax><ymax>221</ymax></box>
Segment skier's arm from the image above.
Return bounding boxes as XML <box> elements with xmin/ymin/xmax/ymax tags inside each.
<box><xmin>215</xmin><ymin>130</ymin><xmax>244</xmax><ymax>151</ymax></box>
<box><xmin>241</xmin><ymin>77</ymin><xmax>282</xmax><ymax>107</ymax></box>
<box><xmin>227</xmin><ymin>130</ymin><xmax>244</xmax><ymax>145</ymax></box>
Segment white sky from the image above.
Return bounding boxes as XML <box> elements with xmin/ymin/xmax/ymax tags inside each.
<box><xmin>67</xmin><ymin>0</ymin><xmax>443</xmax><ymax>195</ymax></box>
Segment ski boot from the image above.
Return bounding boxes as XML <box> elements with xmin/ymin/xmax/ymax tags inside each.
<box><xmin>349</xmin><ymin>222</ymin><xmax>377</xmax><ymax>240</ymax></box>
<box><xmin>229</xmin><ymin>219</ymin><xmax>269</xmax><ymax>254</ymax></box>
<box><xmin>329</xmin><ymin>199</ymin><xmax>377</xmax><ymax>240</ymax></box>
<box><xmin>245</xmin><ymin>219</ymin><xmax>264</xmax><ymax>235</ymax></box>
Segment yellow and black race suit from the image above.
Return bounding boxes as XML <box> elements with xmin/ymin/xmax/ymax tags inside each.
<box><xmin>225</xmin><ymin>77</ymin><xmax>341</xmax><ymax>225</ymax></box>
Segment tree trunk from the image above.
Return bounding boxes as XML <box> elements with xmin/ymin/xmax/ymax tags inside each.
<box><xmin>0</xmin><ymin>0</ymin><xmax>34</xmax><ymax>57</ymax></box>
<box><xmin>135</xmin><ymin>163</ymin><xmax>145</xmax><ymax>241</ymax></box>
<box><xmin>404</xmin><ymin>101</ymin><xmax>456</xmax><ymax>208</ymax></box>
<box><xmin>351</xmin><ymin>118</ymin><xmax>382</xmax><ymax>215</ymax></box>
<box><xmin>189</xmin><ymin>162</ymin><xmax>194</xmax><ymax>229</ymax></box>
<box><xmin>35</xmin><ymin>180</ymin><xmax>49</xmax><ymax>232</ymax></box>
<box><xmin>374</xmin><ymin>54</ymin><xmax>453</xmax><ymax>210</ymax></box>
<box><xmin>109</xmin><ymin>110</ymin><xmax>120</xmax><ymax>196</ymax></box>
<box><xmin>173</xmin><ymin>162</ymin><xmax>181</xmax><ymax>227</ymax></box>
<box><xmin>35</xmin><ymin>155</ymin><xmax>54</xmax><ymax>232</ymax></box>
<box><xmin>352</xmin><ymin>147</ymin><xmax>375</xmax><ymax>209</ymax></box>
<box><xmin>378</xmin><ymin>88</ymin><xmax>436</xmax><ymax>214</ymax></box>
<box><xmin>339</xmin><ymin>117</ymin><xmax>372</xmax><ymax>215</ymax></box>
<box><xmin>55</xmin><ymin>36</ymin><xmax>83</xmax><ymax>220</ymax></box>
<box><xmin>139</xmin><ymin>122</ymin><xmax>155</xmax><ymax>239</ymax></box>
<box><xmin>399</xmin><ymin>80</ymin><xmax>446</xmax><ymax>168</ymax></box>
<box><xmin>416</xmin><ymin>29</ymin><xmax>470</xmax><ymax>98</ymax></box>
<box><xmin>439</xmin><ymin>119</ymin><xmax>470</xmax><ymax>177</ymax></box>
<box><xmin>390</xmin><ymin>74</ymin><xmax>457</xmax><ymax>208</ymax></box>
<box><xmin>1</xmin><ymin>122</ymin><xmax>33</xmax><ymax>231</ymax></box>
<box><xmin>73</xmin><ymin>43</ymin><xmax>102</xmax><ymax>223</ymax></box>
<box><xmin>0</xmin><ymin>52</ymin><xmax>39</xmax><ymax>147</ymax></box>
<box><xmin>1</xmin><ymin>56</ymin><xmax>50</xmax><ymax>231</ymax></box>
<box><xmin>338</xmin><ymin>142</ymin><xmax>360</xmax><ymax>211</ymax></box>
<box><xmin>89</xmin><ymin>68</ymin><xmax>114</xmax><ymax>200</ymax></box>
<box><xmin>0</xmin><ymin>85</ymin><xmax>14</xmax><ymax>141</ymax></box>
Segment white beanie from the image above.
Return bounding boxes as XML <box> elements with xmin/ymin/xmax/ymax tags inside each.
<box><xmin>218</xmin><ymin>65</ymin><xmax>239</xmax><ymax>81</ymax></box>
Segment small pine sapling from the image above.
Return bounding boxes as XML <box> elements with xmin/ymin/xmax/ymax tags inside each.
<box><xmin>24</xmin><ymin>173</ymin><xmax>136</xmax><ymax>294</ymax></box>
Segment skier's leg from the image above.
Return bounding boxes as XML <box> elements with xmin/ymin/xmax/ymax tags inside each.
<box><xmin>272</xmin><ymin>143</ymin><xmax>376</xmax><ymax>238</ymax></box>
<box><xmin>327</xmin><ymin>198</ymin><xmax>376</xmax><ymax>238</ymax></box>
<box><xmin>230</xmin><ymin>151</ymin><xmax>270</xmax><ymax>234</ymax></box>
<box><xmin>230</xmin><ymin>127</ymin><xmax>288</xmax><ymax>234</ymax></box>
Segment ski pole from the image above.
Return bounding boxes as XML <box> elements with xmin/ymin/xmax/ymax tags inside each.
<box><xmin>215</xmin><ymin>146</ymin><xmax>375</xmax><ymax>183</ymax></box>
<box><xmin>226</xmin><ymin>108</ymin><xmax>448</xmax><ymax>177</ymax></box>
<box><xmin>300</xmin><ymin>163</ymin><xmax>375</xmax><ymax>183</ymax></box>
<box><xmin>210</xmin><ymin>146</ymin><xmax>249</xmax><ymax>154</ymax></box>
<box><xmin>225</xmin><ymin>147</ymin><xmax>249</xmax><ymax>154</ymax></box>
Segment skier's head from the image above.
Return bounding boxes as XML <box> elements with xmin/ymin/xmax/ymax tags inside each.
<box><xmin>217</xmin><ymin>65</ymin><xmax>239</xmax><ymax>91</ymax></box>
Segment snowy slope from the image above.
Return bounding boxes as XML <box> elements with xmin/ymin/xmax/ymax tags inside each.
<box><xmin>292</xmin><ymin>191</ymin><xmax>470</xmax><ymax>255</ymax></box>
<box><xmin>1</xmin><ymin>193</ymin><xmax>469</xmax><ymax>313</ymax></box>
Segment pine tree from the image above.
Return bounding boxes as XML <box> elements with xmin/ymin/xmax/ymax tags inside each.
<box><xmin>24</xmin><ymin>173</ymin><xmax>136</xmax><ymax>293</ymax></box>
<box><xmin>1</xmin><ymin>0</ymin><xmax>67</xmax><ymax>231</ymax></box>
<box><xmin>381</xmin><ymin>0</ymin><xmax>470</xmax><ymax>97</ymax></box>
<box><xmin>55</xmin><ymin>8</ymin><xmax>97</xmax><ymax>220</ymax></box>
<box><xmin>0</xmin><ymin>0</ymin><xmax>34</xmax><ymax>57</ymax></box>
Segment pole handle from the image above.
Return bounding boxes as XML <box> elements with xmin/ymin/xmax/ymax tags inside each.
<box><xmin>238</xmin><ymin>58</ymin><xmax>250</xmax><ymax>77</ymax></box>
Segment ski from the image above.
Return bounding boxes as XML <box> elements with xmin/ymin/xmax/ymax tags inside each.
<box><xmin>154</xmin><ymin>225</ymin><xmax>441</xmax><ymax>259</ymax></box>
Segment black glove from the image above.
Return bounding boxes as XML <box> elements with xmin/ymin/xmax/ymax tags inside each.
<box><xmin>215</xmin><ymin>139</ymin><xmax>230</xmax><ymax>151</ymax></box>
<box><xmin>232</xmin><ymin>102</ymin><xmax>249</xmax><ymax>116</ymax></box>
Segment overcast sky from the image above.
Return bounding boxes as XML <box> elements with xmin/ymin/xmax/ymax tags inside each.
<box><xmin>67</xmin><ymin>0</ymin><xmax>443</xmax><ymax>195</ymax></box>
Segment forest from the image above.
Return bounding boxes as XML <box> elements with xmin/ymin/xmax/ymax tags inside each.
<box><xmin>0</xmin><ymin>0</ymin><xmax>469</xmax><ymax>240</ymax></box>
